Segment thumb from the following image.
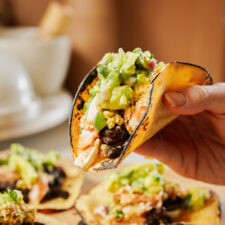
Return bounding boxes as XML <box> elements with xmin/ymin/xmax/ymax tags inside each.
<box><xmin>163</xmin><ymin>83</ymin><xmax>225</xmax><ymax>115</ymax></box>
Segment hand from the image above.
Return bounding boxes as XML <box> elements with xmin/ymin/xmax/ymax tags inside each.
<box><xmin>135</xmin><ymin>83</ymin><xmax>225</xmax><ymax>185</ymax></box>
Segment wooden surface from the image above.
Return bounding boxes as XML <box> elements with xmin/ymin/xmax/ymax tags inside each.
<box><xmin>9</xmin><ymin>0</ymin><xmax>225</xmax><ymax>95</ymax></box>
<box><xmin>46</xmin><ymin>166</ymin><xmax>225</xmax><ymax>225</ymax></box>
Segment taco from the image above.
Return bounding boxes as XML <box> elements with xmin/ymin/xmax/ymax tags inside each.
<box><xmin>0</xmin><ymin>189</ymin><xmax>66</xmax><ymax>225</ymax></box>
<box><xmin>0</xmin><ymin>143</ymin><xmax>84</xmax><ymax>210</ymax></box>
<box><xmin>70</xmin><ymin>48</ymin><xmax>212</xmax><ymax>171</ymax></box>
<box><xmin>76</xmin><ymin>162</ymin><xmax>221</xmax><ymax>225</ymax></box>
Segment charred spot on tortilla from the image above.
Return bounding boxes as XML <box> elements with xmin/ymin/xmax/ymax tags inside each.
<box><xmin>77</xmin><ymin>98</ymin><xmax>85</xmax><ymax>110</ymax></box>
<box><xmin>70</xmin><ymin>48</ymin><xmax>213</xmax><ymax>171</ymax></box>
<box><xmin>78</xmin><ymin>220</ymin><xmax>88</xmax><ymax>225</ymax></box>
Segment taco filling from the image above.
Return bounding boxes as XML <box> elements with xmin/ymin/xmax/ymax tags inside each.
<box><xmin>0</xmin><ymin>189</ymin><xmax>66</xmax><ymax>225</ymax></box>
<box><xmin>0</xmin><ymin>189</ymin><xmax>37</xmax><ymax>225</ymax></box>
<box><xmin>77</xmin><ymin>162</ymin><xmax>218</xmax><ymax>225</ymax></box>
<box><xmin>75</xmin><ymin>48</ymin><xmax>166</xmax><ymax>168</ymax></box>
<box><xmin>0</xmin><ymin>144</ymin><xmax>69</xmax><ymax>205</ymax></box>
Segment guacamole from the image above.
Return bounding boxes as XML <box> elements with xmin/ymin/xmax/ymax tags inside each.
<box><xmin>105</xmin><ymin>161</ymin><xmax>210</xmax><ymax>215</ymax></box>
<box><xmin>184</xmin><ymin>186</ymin><xmax>210</xmax><ymax>211</ymax></box>
<box><xmin>5</xmin><ymin>144</ymin><xmax>60</xmax><ymax>188</ymax></box>
<box><xmin>84</xmin><ymin>48</ymin><xmax>164</xmax><ymax>131</ymax></box>
<box><xmin>105</xmin><ymin>161</ymin><xmax>165</xmax><ymax>194</ymax></box>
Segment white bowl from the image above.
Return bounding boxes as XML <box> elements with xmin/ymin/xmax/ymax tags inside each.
<box><xmin>0</xmin><ymin>27</ymin><xmax>71</xmax><ymax>95</ymax></box>
<box><xmin>0</xmin><ymin>49</ymin><xmax>41</xmax><ymax>127</ymax></box>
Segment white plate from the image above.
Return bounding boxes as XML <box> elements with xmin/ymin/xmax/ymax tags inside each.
<box><xmin>0</xmin><ymin>90</ymin><xmax>72</xmax><ymax>142</ymax></box>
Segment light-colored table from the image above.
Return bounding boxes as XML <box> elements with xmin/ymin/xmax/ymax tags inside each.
<box><xmin>0</xmin><ymin>121</ymin><xmax>72</xmax><ymax>156</ymax></box>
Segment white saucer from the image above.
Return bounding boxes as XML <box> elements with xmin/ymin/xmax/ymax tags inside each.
<box><xmin>0</xmin><ymin>90</ymin><xmax>73</xmax><ymax>142</ymax></box>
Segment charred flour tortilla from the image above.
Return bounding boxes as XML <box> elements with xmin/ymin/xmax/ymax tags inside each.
<box><xmin>76</xmin><ymin>162</ymin><xmax>221</xmax><ymax>225</ymax></box>
<box><xmin>0</xmin><ymin>145</ymin><xmax>84</xmax><ymax>210</ymax></box>
<box><xmin>70</xmin><ymin>48</ymin><xmax>212</xmax><ymax>171</ymax></box>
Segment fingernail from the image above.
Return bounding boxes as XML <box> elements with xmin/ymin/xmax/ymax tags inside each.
<box><xmin>164</xmin><ymin>92</ymin><xmax>186</xmax><ymax>107</ymax></box>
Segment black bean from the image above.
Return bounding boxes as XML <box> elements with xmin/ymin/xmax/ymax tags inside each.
<box><xmin>163</xmin><ymin>197</ymin><xmax>183</xmax><ymax>211</ymax></box>
<box><xmin>101</xmin><ymin>136</ymin><xmax>118</xmax><ymax>145</ymax></box>
<box><xmin>107</xmin><ymin>145</ymin><xmax>123</xmax><ymax>159</ymax></box>
<box><xmin>41</xmin><ymin>166</ymin><xmax>68</xmax><ymax>203</ymax></box>
<box><xmin>100</xmin><ymin>125</ymin><xmax>130</xmax><ymax>146</ymax></box>
<box><xmin>144</xmin><ymin>208</ymin><xmax>172</xmax><ymax>225</ymax></box>
<box><xmin>59</xmin><ymin>190</ymin><xmax>69</xmax><ymax>199</ymax></box>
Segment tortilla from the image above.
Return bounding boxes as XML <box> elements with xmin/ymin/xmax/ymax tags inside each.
<box><xmin>70</xmin><ymin>62</ymin><xmax>212</xmax><ymax>171</ymax></box>
<box><xmin>75</xmin><ymin>184</ymin><xmax>221</xmax><ymax>225</ymax></box>
<box><xmin>29</xmin><ymin>163</ymin><xmax>84</xmax><ymax>210</ymax></box>
<box><xmin>36</xmin><ymin>212</ymin><xmax>67</xmax><ymax>225</ymax></box>
<box><xmin>176</xmin><ymin>192</ymin><xmax>221</xmax><ymax>225</ymax></box>
<box><xmin>0</xmin><ymin>151</ymin><xmax>84</xmax><ymax>210</ymax></box>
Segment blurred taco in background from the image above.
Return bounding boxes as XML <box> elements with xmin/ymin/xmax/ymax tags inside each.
<box><xmin>70</xmin><ymin>48</ymin><xmax>212</xmax><ymax>171</ymax></box>
<box><xmin>0</xmin><ymin>143</ymin><xmax>84</xmax><ymax>210</ymax></box>
<box><xmin>0</xmin><ymin>189</ymin><xmax>66</xmax><ymax>225</ymax></box>
<box><xmin>76</xmin><ymin>162</ymin><xmax>221</xmax><ymax>225</ymax></box>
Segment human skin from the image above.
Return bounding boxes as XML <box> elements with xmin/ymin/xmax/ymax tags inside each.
<box><xmin>135</xmin><ymin>83</ymin><xmax>225</xmax><ymax>185</ymax></box>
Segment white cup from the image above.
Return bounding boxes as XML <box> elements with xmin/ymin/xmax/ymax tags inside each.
<box><xmin>0</xmin><ymin>49</ymin><xmax>41</xmax><ymax>127</ymax></box>
<box><xmin>0</xmin><ymin>27</ymin><xmax>71</xmax><ymax>95</ymax></box>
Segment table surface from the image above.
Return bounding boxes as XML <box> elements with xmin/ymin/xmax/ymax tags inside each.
<box><xmin>0</xmin><ymin>121</ymin><xmax>224</xmax><ymax>225</ymax></box>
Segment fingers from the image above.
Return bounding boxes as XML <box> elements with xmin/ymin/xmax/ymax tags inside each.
<box><xmin>164</xmin><ymin>83</ymin><xmax>225</xmax><ymax>115</ymax></box>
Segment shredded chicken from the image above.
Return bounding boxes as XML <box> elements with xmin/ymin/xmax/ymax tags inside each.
<box><xmin>28</xmin><ymin>172</ymin><xmax>53</xmax><ymax>204</ymax></box>
<box><xmin>114</xmin><ymin>193</ymin><xmax>163</xmax><ymax>206</ymax></box>
<box><xmin>0</xmin><ymin>166</ymin><xmax>20</xmax><ymax>187</ymax></box>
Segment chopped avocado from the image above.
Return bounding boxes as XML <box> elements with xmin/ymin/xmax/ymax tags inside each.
<box><xmin>184</xmin><ymin>186</ymin><xmax>210</xmax><ymax>211</ymax></box>
<box><xmin>110</xmin><ymin>85</ymin><xmax>133</xmax><ymax>110</ymax></box>
<box><xmin>133</xmin><ymin>48</ymin><xmax>152</xmax><ymax>70</ymax></box>
<box><xmin>105</xmin><ymin>161</ymin><xmax>165</xmax><ymax>193</ymax></box>
<box><xmin>10</xmin><ymin>143</ymin><xmax>59</xmax><ymax>172</ymax></box>
<box><xmin>86</xmin><ymin>48</ymin><xmax>158</xmax><ymax>114</ymax></box>
<box><xmin>143</xmin><ymin>171</ymin><xmax>163</xmax><ymax>194</ymax></box>
<box><xmin>0</xmin><ymin>158</ymin><xmax>8</xmax><ymax>166</ymax></box>
<box><xmin>9</xmin><ymin>155</ymin><xmax>37</xmax><ymax>187</ymax></box>
<box><xmin>43</xmin><ymin>151</ymin><xmax>60</xmax><ymax>166</ymax></box>
<box><xmin>101</xmin><ymin>48</ymin><xmax>138</xmax><ymax>77</ymax></box>
<box><xmin>115</xmin><ymin>209</ymin><xmax>124</xmax><ymax>219</ymax></box>
<box><xmin>89</xmin><ymin>81</ymin><xmax>100</xmax><ymax>96</ymax></box>
<box><xmin>120</xmin><ymin>51</ymin><xmax>138</xmax><ymax>76</ymax></box>
<box><xmin>105</xmin><ymin>173</ymin><xmax>121</xmax><ymax>193</ymax></box>
<box><xmin>97</xmin><ymin>64</ymin><xmax>109</xmax><ymax>78</ymax></box>
<box><xmin>0</xmin><ymin>190</ymin><xmax>23</xmax><ymax>204</ymax></box>
<box><xmin>137</xmin><ymin>73</ymin><xmax>149</xmax><ymax>84</ymax></box>
<box><xmin>94</xmin><ymin>111</ymin><xmax>107</xmax><ymax>131</ymax></box>
<box><xmin>131</xmin><ymin>178</ymin><xmax>145</xmax><ymax>193</ymax></box>
<box><xmin>99</xmin><ymin>76</ymin><xmax>120</xmax><ymax>109</ymax></box>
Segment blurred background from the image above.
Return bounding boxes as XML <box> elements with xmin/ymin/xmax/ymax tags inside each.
<box><xmin>0</xmin><ymin>0</ymin><xmax>224</xmax><ymax>150</ymax></box>
<box><xmin>2</xmin><ymin>0</ymin><xmax>225</xmax><ymax>92</ymax></box>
